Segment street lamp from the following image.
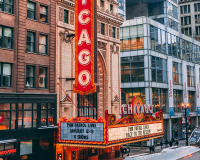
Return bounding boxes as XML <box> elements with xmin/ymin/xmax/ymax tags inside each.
<box><xmin>181</xmin><ymin>102</ymin><xmax>190</xmax><ymax>146</ymax></box>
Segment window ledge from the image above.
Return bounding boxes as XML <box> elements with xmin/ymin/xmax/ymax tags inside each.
<box><xmin>25</xmin><ymin>87</ymin><xmax>37</xmax><ymax>90</ymax></box>
<box><xmin>26</xmin><ymin>18</ymin><xmax>38</xmax><ymax>22</ymax></box>
<box><xmin>0</xmin><ymin>87</ymin><xmax>13</xmax><ymax>89</ymax></box>
<box><xmin>0</xmin><ymin>11</ymin><xmax>14</xmax><ymax>16</ymax></box>
<box><xmin>0</xmin><ymin>48</ymin><xmax>13</xmax><ymax>51</ymax></box>
<box><xmin>38</xmin><ymin>21</ymin><xmax>50</xmax><ymax>25</ymax></box>
<box><xmin>38</xmin><ymin>53</ymin><xmax>48</xmax><ymax>56</ymax></box>
<box><xmin>26</xmin><ymin>51</ymin><xmax>37</xmax><ymax>55</ymax></box>
<box><xmin>38</xmin><ymin>88</ymin><xmax>48</xmax><ymax>90</ymax></box>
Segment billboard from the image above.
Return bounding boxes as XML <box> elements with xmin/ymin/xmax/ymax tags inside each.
<box><xmin>73</xmin><ymin>0</ymin><xmax>97</xmax><ymax>95</ymax></box>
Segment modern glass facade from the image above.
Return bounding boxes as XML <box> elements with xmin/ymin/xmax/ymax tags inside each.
<box><xmin>121</xmin><ymin>17</ymin><xmax>200</xmax><ymax>142</ymax></box>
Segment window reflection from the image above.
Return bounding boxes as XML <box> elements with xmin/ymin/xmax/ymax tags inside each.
<box><xmin>152</xmin><ymin>88</ymin><xmax>166</xmax><ymax>112</ymax></box>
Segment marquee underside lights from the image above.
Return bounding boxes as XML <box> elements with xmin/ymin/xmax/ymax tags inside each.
<box><xmin>73</xmin><ymin>0</ymin><xmax>97</xmax><ymax>95</ymax></box>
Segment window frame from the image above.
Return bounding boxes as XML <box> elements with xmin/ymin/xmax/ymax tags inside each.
<box><xmin>0</xmin><ymin>26</ymin><xmax>13</xmax><ymax>49</ymax></box>
<box><xmin>39</xmin><ymin>67</ymin><xmax>47</xmax><ymax>89</ymax></box>
<box><xmin>100</xmin><ymin>23</ymin><xmax>105</xmax><ymax>35</ymax></box>
<box><xmin>0</xmin><ymin>0</ymin><xmax>14</xmax><ymax>14</ymax></box>
<box><xmin>0</xmin><ymin>63</ymin><xmax>12</xmax><ymax>87</ymax></box>
<box><xmin>110</xmin><ymin>4</ymin><xmax>113</xmax><ymax>12</ymax></box>
<box><xmin>27</xmin><ymin>1</ymin><xmax>36</xmax><ymax>20</ymax></box>
<box><xmin>26</xmin><ymin>65</ymin><xmax>35</xmax><ymax>88</ymax></box>
<box><xmin>39</xmin><ymin>5</ymin><xmax>48</xmax><ymax>23</ymax></box>
<box><xmin>26</xmin><ymin>31</ymin><xmax>35</xmax><ymax>53</ymax></box>
<box><xmin>39</xmin><ymin>34</ymin><xmax>48</xmax><ymax>54</ymax></box>
<box><xmin>64</xmin><ymin>9</ymin><xmax>69</xmax><ymax>24</ymax></box>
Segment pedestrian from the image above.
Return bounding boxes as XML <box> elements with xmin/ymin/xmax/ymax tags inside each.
<box><xmin>165</xmin><ymin>139</ymin><xmax>168</xmax><ymax>148</ymax></box>
<box><xmin>169</xmin><ymin>141</ymin><xmax>172</xmax><ymax>147</ymax></box>
<box><xmin>160</xmin><ymin>141</ymin><xmax>163</xmax><ymax>149</ymax></box>
<box><xmin>121</xmin><ymin>146</ymin><xmax>124</xmax><ymax>157</ymax></box>
<box><xmin>176</xmin><ymin>139</ymin><xmax>179</xmax><ymax>146</ymax></box>
<box><xmin>171</xmin><ymin>137</ymin><xmax>174</xmax><ymax>144</ymax></box>
<box><xmin>127</xmin><ymin>154</ymin><xmax>129</xmax><ymax>157</ymax></box>
<box><xmin>149</xmin><ymin>145</ymin><xmax>152</xmax><ymax>154</ymax></box>
<box><xmin>152</xmin><ymin>145</ymin><xmax>155</xmax><ymax>153</ymax></box>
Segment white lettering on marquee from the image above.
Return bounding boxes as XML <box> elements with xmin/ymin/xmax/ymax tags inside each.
<box><xmin>78</xmin><ymin>29</ymin><xmax>91</xmax><ymax>46</ymax></box>
<box><xmin>78</xmin><ymin>70</ymin><xmax>91</xmax><ymax>86</ymax></box>
<box><xmin>78</xmin><ymin>49</ymin><xmax>91</xmax><ymax>65</ymax></box>
<box><xmin>78</xmin><ymin>9</ymin><xmax>90</xmax><ymax>25</ymax></box>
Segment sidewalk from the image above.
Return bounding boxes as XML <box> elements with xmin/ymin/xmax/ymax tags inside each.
<box><xmin>113</xmin><ymin>140</ymin><xmax>186</xmax><ymax>160</ymax></box>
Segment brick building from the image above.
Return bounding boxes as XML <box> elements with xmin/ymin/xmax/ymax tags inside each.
<box><xmin>56</xmin><ymin>0</ymin><xmax>123</xmax><ymax>122</ymax></box>
<box><xmin>0</xmin><ymin>0</ymin><xmax>57</xmax><ymax>160</ymax></box>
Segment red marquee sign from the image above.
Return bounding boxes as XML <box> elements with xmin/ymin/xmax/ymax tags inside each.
<box><xmin>0</xmin><ymin>149</ymin><xmax>16</xmax><ymax>156</ymax></box>
<box><xmin>73</xmin><ymin>0</ymin><xmax>97</xmax><ymax>95</ymax></box>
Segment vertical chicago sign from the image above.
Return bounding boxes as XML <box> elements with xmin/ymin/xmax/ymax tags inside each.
<box><xmin>73</xmin><ymin>0</ymin><xmax>97</xmax><ymax>95</ymax></box>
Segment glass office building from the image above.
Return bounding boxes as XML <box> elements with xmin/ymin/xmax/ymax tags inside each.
<box><xmin>121</xmin><ymin>17</ymin><xmax>200</xmax><ymax>143</ymax></box>
<box><xmin>125</xmin><ymin>0</ymin><xmax>179</xmax><ymax>31</ymax></box>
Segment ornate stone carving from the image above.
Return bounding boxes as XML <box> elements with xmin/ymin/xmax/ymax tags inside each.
<box><xmin>97</xmin><ymin>21</ymin><xmax>100</xmax><ymax>33</ymax></box>
<box><xmin>109</xmin><ymin>25</ymin><xmax>112</xmax><ymax>37</ymax></box>
<box><xmin>59</xmin><ymin>7</ymin><xmax>63</xmax><ymax>21</ymax></box>
<box><xmin>70</xmin><ymin>11</ymin><xmax>74</xmax><ymax>25</ymax></box>
<box><xmin>105</xmin><ymin>24</ymin><xmax>108</xmax><ymax>36</ymax></box>
<box><xmin>60</xmin><ymin>94</ymin><xmax>71</xmax><ymax>102</ymax></box>
<box><xmin>110</xmin><ymin>43</ymin><xmax>119</xmax><ymax>54</ymax></box>
<box><xmin>112</xmin><ymin>95</ymin><xmax>120</xmax><ymax>103</ymax></box>
<box><xmin>117</xmin><ymin>28</ymin><xmax>119</xmax><ymax>39</ymax></box>
<box><xmin>98</xmin><ymin>41</ymin><xmax>107</xmax><ymax>50</ymax></box>
<box><xmin>59</xmin><ymin>29</ymin><xmax>74</xmax><ymax>43</ymax></box>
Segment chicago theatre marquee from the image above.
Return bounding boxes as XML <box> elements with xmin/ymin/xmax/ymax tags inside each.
<box><xmin>56</xmin><ymin>97</ymin><xmax>164</xmax><ymax>160</ymax></box>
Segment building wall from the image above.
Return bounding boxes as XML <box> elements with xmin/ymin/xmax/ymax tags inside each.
<box><xmin>179</xmin><ymin>0</ymin><xmax>200</xmax><ymax>41</ymax></box>
<box><xmin>0</xmin><ymin>0</ymin><xmax>56</xmax><ymax>94</ymax></box>
<box><xmin>56</xmin><ymin>0</ymin><xmax>123</xmax><ymax>121</ymax></box>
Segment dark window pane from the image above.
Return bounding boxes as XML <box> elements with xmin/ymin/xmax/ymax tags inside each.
<box><xmin>27</xmin><ymin>1</ymin><xmax>35</xmax><ymax>19</ymax></box>
<box><xmin>2</xmin><ymin>63</ymin><xmax>11</xmax><ymax>87</ymax></box>
<box><xmin>41</xmin><ymin>110</ymin><xmax>47</xmax><ymax>126</ymax></box>
<box><xmin>48</xmin><ymin>110</ymin><xmax>54</xmax><ymax>126</ymax></box>
<box><xmin>64</xmin><ymin>10</ymin><xmax>68</xmax><ymax>23</ymax></box>
<box><xmin>26</xmin><ymin>32</ymin><xmax>35</xmax><ymax>52</ymax></box>
<box><xmin>26</xmin><ymin>66</ymin><xmax>34</xmax><ymax>88</ymax></box>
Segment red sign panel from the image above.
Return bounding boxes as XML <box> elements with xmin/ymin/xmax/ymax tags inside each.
<box><xmin>0</xmin><ymin>115</ymin><xmax>3</xmax><ymax>123</ymax></box>
<box><xmin>0</xmin><ymin>149</ymin><xmax>16</xmax><ymax>156</ymax></box>
<box><xmin>73</xmin><ymin>0</ymin><xmax>97</xmax><ymax>95</ymax></box>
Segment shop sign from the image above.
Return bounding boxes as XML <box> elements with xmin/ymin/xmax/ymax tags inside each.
<box><xmin>0</xmin><ymin>149</ymin><xmax>16</xmax><ymax>156</ymax></box>
<box><xmin>169</xmin><ymin>107</ymin><xmax>175</xmax><ymax>116</ymax></box>
<box><xmin>73</xmin><ymin>0</ymin><xmax>97</xmax><ymax>95</ymax></box>
<box><xmin>108</xmin><ymin>122</ymin><xmax>163</xmax><ymax>142</ymax></box>
<box><xmin>197</xmin><ymin>107</ymin><xmax>200</xmax><ymax>115</ymax></box>
<box><xmin>58</xmin><ymin>117</ymin><xmax>106</xmax><ymax>145</ymax></box>
<box><xmin>60</xmin><ymin>122</ymin><xmax>104</xmax><ymax>142</ymax></box>
<box><xmin>0</xmin><ymin>115</ymin><xmax>3</xmax><ymax>123</ymax></box>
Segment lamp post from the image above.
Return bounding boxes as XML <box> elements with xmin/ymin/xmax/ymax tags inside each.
<box><xmin>181</xmin><ymin>102</ymin><xmax>190</xmax><ymax>146</ymax></box>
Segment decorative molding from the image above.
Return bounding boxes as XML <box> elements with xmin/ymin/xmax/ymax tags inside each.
<box><xmin>117</xmin><ymin>28</ymin><xmax>119</xmax><ymax>39</ymax></box>
<box><xmin>70</xmin><ymin>11</ymin><xmax>74</xmax><ymax>25</ymax></box>
<box><xmin>60</xmin><ymin>94</ymin><xmax>71</xmax><ymax>102</ymax></box>
<box><xmin>98</xmin><ymin>41</ymin><xmax>107</xmax><ymax>50</ymax></box>
<box><xmin>59</xmin><ymin>29</ymin><xmax>74</xmax><ymax>43</ymax></box>
<box><xmin>59</xmin><ymin>7</ymin><xmax>63</xmax><ymax>22</ymax></box>
<box><xmin>112</xmin><ymin>95</ymin><xmax>120</xmax><ymax>103</ymax></box>
<box><xmin>97</xmin><ymin>21</ymin><xmax>100</xmax><ymax>33</ymax></box>
<box><xmin>110</xmin><ymin>43</ymin><xmax>119</xmax><ymax>54</ymax></box>
<box><xmin>109</xmin><ymin>25</ymin><xmax>112</xmax><ymax>37</ymax></box>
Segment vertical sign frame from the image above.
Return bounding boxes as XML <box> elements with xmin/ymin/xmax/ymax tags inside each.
<box><xmin>73</xmin><ymin>0</ymin><xmax>97</xmax><ymax>95</ymax></box>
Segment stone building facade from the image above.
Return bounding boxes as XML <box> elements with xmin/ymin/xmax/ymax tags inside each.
<box><xmin>56</xmin><ymin>0</ymin><xmax>123</xmax><ymax>121</ymax></box>
<box><xmin>0</xmin><ymin>0</ymin><xmax>57</xmax><ymax>159</ymax></box>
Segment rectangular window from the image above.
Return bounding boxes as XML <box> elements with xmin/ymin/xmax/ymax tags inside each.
<box><xmin>121</xmin><ymin>56</ymin><xmax>144</xmax><ymax>83</ymax></box>
<box><xmin>180</xmin><ymin>6</ymin><xmax>183</xmax><ymax>14</ymax></box>
<box><xmin>173</xmin><ymin>90</ymin><xmax>182</xmax><ymax>112</ymax></box>
<box><xmin>188</xmin><ymin>5</ymin><xmax>190</xmax><ymax>13</ymax></box>
<box><xmin>0</xmin><ymin>0</ymin><xmax>13</xmax><ymax>14</ymax></box>
<box><xmin>173</xmin><ymin>62</ymin><xmax>182</xmax><ymax>85</ymax></box>
<box><xmin>195</xmin><ymin>3</ymin><xmax>200</xmax><ymax>12</ymax></box>
<box><xmin>39</xmin><ymin>35</ymin><xmax>47</xmax><ymax>54</ymax></box>
<box><xmin>27</xmin><ymin>1</ymin><xmax>35</xmax><ymax>20</ymax></box>
<box><xmin>100</xmin><ymin>23</ymin><xmax>105</xmax><ymax>35</ymax></box>
<box><xmin>64</xmin><ymin>10</ymin><xmax>68</xmax><ymax>23</ymax></box>
<box><xmin>112</xmin><ymin>27</ymin><xmax>115</xmax><ymax>38</ymax></box>
<box><xmin>187</xmin><ymin>66</ymin><xmax>195</xmax><ymax>87</ymax></box>
<box><xmin>40</xmin><ymin>5</ymin><xmax>47</xmax><ymax>23</ymax></box>
<box><xmin>110</xmin><ymin>4</ymin><xmax>113</xmax><ymax>12</ymax></box>
<box><xmin>0</xmin><ymin>103</ymin><xmax>10</xmax><ymax>130</ymax></box>
<box><xmin>184</xmin><ymin>5</ymin><xmax>187</xmax><ymax>13</ymax></box>
<box><xmin>39</xmin><ymin>67</ymin><xmax>47</xmax><ymax>88</ymax></box>
<box><xmin>151</xmin><ymin>56</ymin><xmax>167</xmax><ymax>83</ymax></box>
<box><xmin>41</xmin><ymin>103</ymin><xmax>54</xmax><ymax>126</ymax></box>
<box><xmin>0</xmin><ymin>26</ymin><xmax>12</xmax><ymax>49</ymax></box>
<box><xmin>0</xmin><ymin>63</ymin><xmax>11</xmax><ymax>87</ymax></box>
<box><xmin>152</xmin><ymin>89</ymin><xmax>166</xmax><ymax>113</ymax></box>
<box><xmin>26</xmin><ymin>31</ymin><xmax>35</xmax><ymax>52</ymax></box>
<box><xmin>188</xmin><ymin>92</ymin><xmax>195</xmax><ymax>111</ymax></box>
<box><xmin>26</xmin><ymin>66</ymin><xmax>34</xmax><ymax>88</ymax></box>
<box><xmin>100</xmin><ymin>0</ymin><xmax>104</xmax><ymax>8</ymax></box>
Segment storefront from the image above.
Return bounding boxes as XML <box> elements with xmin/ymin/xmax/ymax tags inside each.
<box><xmin>0</xmin><ymin>93</ymin><xmax>57</xmax><ymax>160</ymax></box>
<box><xmin>56</xmin><ymin>97</ymin><xmax>164</xmax><ymax>160</ymax></box>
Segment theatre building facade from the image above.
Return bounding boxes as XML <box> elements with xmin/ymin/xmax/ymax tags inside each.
<box><xmin>0</xmin><ymin>0</ymin><xmax>57</xmax><ymax>160</ymax></box>
<box><xmin>56</xmin><ymin>0</ymin><xmax>123</xmax><ymax>120</ymax></box>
